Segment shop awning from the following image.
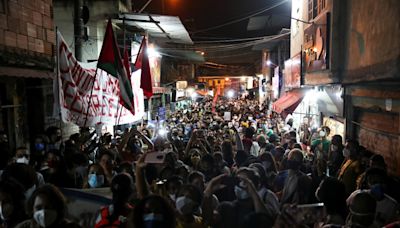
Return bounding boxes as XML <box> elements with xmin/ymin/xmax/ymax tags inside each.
<box><xmin>118</xmin><ymin>13</ymin><xmax>193</xmax><ymax>45</ymax></box>
<box><xmin>272</xmin><ymin>89</ymin><xmax>305</xmax><ymax>116</ymax></box>
<box><xmin>0</xmin><ymin>66</ymin><xmax>54</xmax><ymax>79</ymax></box>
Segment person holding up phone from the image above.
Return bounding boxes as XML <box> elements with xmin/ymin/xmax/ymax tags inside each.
<box><xmin>202</xmin><ymin>168</ymin><xmax>274</xmax><ymax>228</ymax></box>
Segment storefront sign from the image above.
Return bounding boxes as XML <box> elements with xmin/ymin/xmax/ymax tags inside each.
<box><xmin>176</xmin><ymin>81</ymin><xmax>188</xmax><ymax>90</ymax></box>
<box><xmin>303</xmin><ymin>12</ymin><xmax>330</xmax><ymax>72</ymax></box>
<box><xmin>57</xmin><ymin>32</ymin><xmax>145</xmax><ymax>127</ymax></box>
<box><xmin>284</xmin><ymin>53</ymin><xmax>302</xmax><ymax>88</ymax></box>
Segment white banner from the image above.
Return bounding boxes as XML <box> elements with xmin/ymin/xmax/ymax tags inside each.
<box><xmin>56</xmin><ymin>31</ymin><xmax>145</xmax><ymax>127</ymax></box>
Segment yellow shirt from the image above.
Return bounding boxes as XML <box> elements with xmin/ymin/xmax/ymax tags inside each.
<box><xmin>176</xmin><ymin>216</ymin><xmax>208</xmax><ymax>228</ymax></box>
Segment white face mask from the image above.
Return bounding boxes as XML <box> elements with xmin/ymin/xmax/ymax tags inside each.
<box><xmin>16</xmin><ymin>157</ymin><xmax>29</xmax><ymax>164</ymax></box>
<box><xmin>319</xmin><ymin>131</ymin><xmax>326</xmax><ymax>137</ymax></box>
<box><xmin>169</xmin><ymin>194</ymin><xmax>176</xmax><ymax>202</ymax></box>
<box><xmin>343</xmin><ymin>148</ymin><xmax>351</xmax><ymax>158</ymax></box>
<box><xmin>33</xmin><ymin>209</ymin><xmax>58</xmax><ymax>227</ymax></box>
<box><xmin>175</xmin><ymin>196</ymin><xmax>197</xmax><ymax>215</ymax></box>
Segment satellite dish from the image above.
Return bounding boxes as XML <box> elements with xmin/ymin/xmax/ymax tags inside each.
<box><xmin>82</xmin><ymin>5</ymin><xmax>90</xmax><ymax>25</ymax></box>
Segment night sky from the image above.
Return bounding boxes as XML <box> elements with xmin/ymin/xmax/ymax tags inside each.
<box><xmin>133</xmin><ymin>0</ymin><xmax>292</xmax><ymax>41</ymax></box>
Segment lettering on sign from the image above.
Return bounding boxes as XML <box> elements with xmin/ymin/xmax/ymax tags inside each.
<box><xmin>57</xmin><ymin>32</ymin><xmax>145</xmax><ymax>126</ymax></box>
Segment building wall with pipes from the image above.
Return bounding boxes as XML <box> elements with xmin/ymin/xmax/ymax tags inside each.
<box><xmin>0</xmin><ymin>0</ymin><xmax>56</xmax><ymax>151</ymax></box>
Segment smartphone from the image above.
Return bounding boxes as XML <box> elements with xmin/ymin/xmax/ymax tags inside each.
<box><xmin>293</xmin><ymin>203</ymin><xmax>325</xmax><ymax>224</ymax></box>
<box><xmin>144</xmin><ymin>151</ymin><xmax>166</xmax><ymax>164</ymax></box>
<box><xmin>221</xmin><ymin>175</ymin><xmax>238</xmax><ymax>187</ymax></box>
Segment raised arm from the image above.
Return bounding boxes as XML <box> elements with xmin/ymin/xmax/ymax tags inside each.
<box><xmin>135</xmin><ymin>154</ymin><xmax>150</xmax><ymax>199</ymax></box>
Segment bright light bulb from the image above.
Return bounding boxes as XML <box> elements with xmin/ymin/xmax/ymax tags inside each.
<box><xmin>159</xmin><ymin>129</ymin><xmax>167</xmax><ymax>136</ymax></box>
<box><xmin>227</xmin><ymin>90</ymin><xmax>234</xmax><ymax>98</ymax></box>
<box><xmin>147</xmin><ymin>46</ymin><xmax>160</xmax><ymax>58</ymax></box>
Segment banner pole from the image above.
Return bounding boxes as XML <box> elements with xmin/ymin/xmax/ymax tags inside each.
<box><xmin>114</xmin><ymin>96</ymin><xmax>121</xmax><ymax>134</ymax></box>
<box><xmin>83</xmin><ymin>67</ymin><xmax>98</xmax><ymax>127</ymax></box>
<box><xmin>55</xmin><ymin>27</ymin><xmax>63</xmax><ymax>139</ymax></box>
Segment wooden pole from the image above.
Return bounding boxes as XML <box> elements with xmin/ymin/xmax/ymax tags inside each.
<box><xmin>55</xmin><ymin>27</ymin><xmax>64</xmax><ymax>138</ymax></box>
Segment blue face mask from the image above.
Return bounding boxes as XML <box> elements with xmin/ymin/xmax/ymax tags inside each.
<box><xmin>234</xmin><ymin>185</ymin><xmax>250</xmax><ymax>200</ymax></box>
<box><xmin>35</xmin><ymin>143</ymin><xmax>45</xmax><ymax>151</ymax></box>
<box><xmin>143</xmin><ymin>213</ymin><xmax>164</xmax><ymax>228</ymax></box>
<box><xmin>370</xmin><ymin>184</ymin><xmax>384</xmax><ymax>200</ymax></box>
<box><xmin>88</xmin><ymin>174</ymin><xmax>104</xmax><ymax>188</ymax></box>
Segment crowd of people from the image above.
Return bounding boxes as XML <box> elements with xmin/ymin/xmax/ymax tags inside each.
<box><xmin>0</xmin><ymin>96</ymin><xmax>399</xmax><ymax>228</ymax></box>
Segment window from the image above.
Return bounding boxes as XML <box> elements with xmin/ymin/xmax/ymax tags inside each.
<box><xmin>318</xmin><ymin>0</ymin><xmax>326</xmax><ymax>15</ymax></box>
<box><xmin>308</xmin><ymin>0</ymin><xmax>318</xmax><ymax>20</ymax></box>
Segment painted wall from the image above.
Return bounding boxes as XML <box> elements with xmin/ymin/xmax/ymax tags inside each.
<box><xmin>290</xmin><ymin>0</ymin><xmax>307</xmax><ymax>58</ymax></box>
<box><xmin>344</xmin><ymin>0</ymin><xmax>400</xmax><ymax>82</ymax></box>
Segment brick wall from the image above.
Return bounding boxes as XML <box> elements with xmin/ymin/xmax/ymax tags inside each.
<box><xmin>0</xmin><ymin>0</ymin><xmax>55</xmax><ymax>67</ymax></box>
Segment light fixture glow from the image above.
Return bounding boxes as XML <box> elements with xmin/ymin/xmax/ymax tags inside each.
<box><xmin>227</xmin><ymin>90</ymin><xmax>234</xmax><ymax>98</ymax></box>
<box><xmin>158</xmin><ymin>128</ymin><xmax>167</xmax><ymax>136</ymax></box>
<box><xmin>147</xmin><ymin>46</ymin><xmax>160</xmax><ymax>58</ymax></box>
<box><xmin>186</xmin><ymin>87</ymin><xmax>195</xmax><ymax>95</ymax></box>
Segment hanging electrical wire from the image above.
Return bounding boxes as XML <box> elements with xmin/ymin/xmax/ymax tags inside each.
<box><xmin>160</xmin><ymin>32</ymin><xmax>290</xmax><ymax>52</ymax></box>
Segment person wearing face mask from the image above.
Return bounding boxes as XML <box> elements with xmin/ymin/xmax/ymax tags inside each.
<box><xmin>338</xmin><ymin>139</ymin><xmax>362</xmax><ymax>197</ymax></box>
<box><xmin>176</xmin><ymin>185</ymin><xmax>207</xmax><ymax>228</ymax></box>
<box><xmin>13</xmin><ymin>147</ymin><xmax>31</xmax><ymax>165</ymax></box>
<box><xmin>258</xmin><ymin>152</ymin><xmax>278</xmax><ymax>189</ymax></box>
<box><xmin>202</xmin><ymin>168</ymin><xmax>270</xmax><ymax>227</ymax></box>
<box><xmin>132</xmin><ymin>195</ymin><xmax>176</xmax><ymax>228</ymax></box>
<box><xmin>327</xmin><ymin>134</ymin><xmax>345</xmax><ymax>177</ymax></box>
<box><xmin>45</xmin><ymin>127</ymin><xmax>63</xmax><ymax>153</ymax></box>
<box><xmin>83</xmin><ymin>164</ymin><xmax>107</xmax><ymax>189</ymax></box>
<box><xmin>279</xmin><ymin>149</ymin><xmax>312</xmax><ymax>206</ymax></box>
<box><xmin>1</xmin><ymin>163</ymin><xmax>44</xmax><ymax>201</ymax></box>
<box><xmin>164</xmin><ymin>176</ymin><xmax>184</xmax><ymax>205</ymax></box>
<box><xmin>346</xmin><ymin>168</ymin><xmax>399</xmax><ymax>227</ymax></box>
<box><xmin>344</xmin><ymin>191</ymin><xmax>377</xmax><ymax>228</ymax></box>
<box><xmin>0</xmin><ymin>179</ymin><xmax>28</xmax><ymax>228</ymax></box>
<box><xmin>16</xmin><ymin>184</ymin><xmax>81</xmax><ymax>228</ymax></box>
<box><xmin>311</xmin><ymin>127</ymin><xmax>331</xmax><ymax>179</ymax></box>
<box><xmin>94</xmin><ymin>173</ymin><xmax>134</xmax><ymax>228</ymax></box>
